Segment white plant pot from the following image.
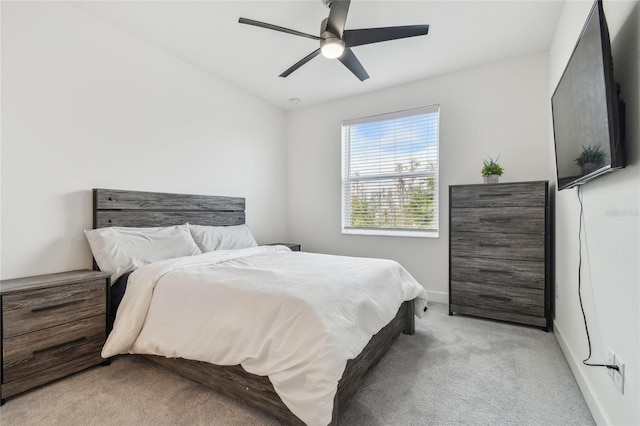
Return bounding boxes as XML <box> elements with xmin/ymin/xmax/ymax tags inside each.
<box><xmin>483</xmin><ymin>175</ymin><xmax>499</xmax><ymax>184</ymax></box>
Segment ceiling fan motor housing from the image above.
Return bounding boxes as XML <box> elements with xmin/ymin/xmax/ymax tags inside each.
<box><xmin>320</xmin><ymin>17</ymin><xmax>331</xmax><ymax>36</ymax></box>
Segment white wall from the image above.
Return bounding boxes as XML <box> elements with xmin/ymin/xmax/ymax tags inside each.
<box><xmin>0</xmin><ymin>2</ymin><xmax>288</xmax><ymax>279</ymax></box>
<box><xmin>286</xmin><ymin>53</ymin><xmax>553</xmax><ymax>302</ymax></box>
<box><xmin>549</xmin><ymin>1</ymin><xmax>639</xmax><ymax>425</ymax></box>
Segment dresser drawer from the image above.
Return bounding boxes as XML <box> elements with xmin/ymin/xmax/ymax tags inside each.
<box><xmin>450</xmin><ymin>231</ymin><xmax>545</xmax><ymax>262</ymax></box>
<box><xmin>450</xmin><ymin>207</ymin><xmax>545</xmax><ymax>234</ymax></box>
<box><xmin>450</xmin><ymin>281</ymin><xmax>545</xmax><ymax>317</ymax></box>
<box><xmin>2</xmin><ymin>314</ymin><xmax>105</xmax><ymax>383</ymax></box>
<box><xmin>451</xmin><ymin>182</ymin><xmax>547</xmax><ymax>208</ymax></box>
<box><xmin>2</xmin><ymin>280</ymin><xmax>106</xmax><ymax>338</ymax></box>
<box><xmin>450</xmin><ymin>256</ymin><xmax>545</xmax><ymax>290</ymax></box>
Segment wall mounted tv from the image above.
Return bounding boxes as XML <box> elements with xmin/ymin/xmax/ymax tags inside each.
<box><xmin>551</xmin><ymin>0</ymin><xmax>625</xmax><ymax>191</ymax></box>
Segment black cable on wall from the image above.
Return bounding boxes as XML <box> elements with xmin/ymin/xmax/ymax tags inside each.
<box><xmin>576</xmin><ymin>185</ymin><xmax>619</xmax><ymax>372</ymax></box>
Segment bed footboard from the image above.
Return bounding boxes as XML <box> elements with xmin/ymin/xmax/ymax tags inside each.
<box><xmin>143</xmin><ymin>299</ymin><xmax>414</xmax><ymax>425</ymax></box>
<box><xmin>143</xmin><ymin>355</ymin><xmax>304</xmax><ymax>424</ymax></box>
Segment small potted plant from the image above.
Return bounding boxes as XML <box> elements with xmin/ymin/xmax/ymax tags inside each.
<box><xmin>575</xmin><ymin>143</ymin><xmax>606</xmax><ymax>175</ymax></box>
<box><xmin>481</xmin><ymin>155</ymin><xmax>504</xmax><ymax>184</ymax></box>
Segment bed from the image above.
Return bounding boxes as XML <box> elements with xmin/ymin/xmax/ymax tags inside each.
<box><xmin>91</xmin><ymin>188</ymin><xmax>427</xmax><ymax>426</ymax></box>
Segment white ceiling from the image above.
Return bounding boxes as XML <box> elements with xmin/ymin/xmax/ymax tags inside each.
<box><xmin>72</xmin><ymin>1</ymin><xmax>565</xmax><ymax>110</ymax></box>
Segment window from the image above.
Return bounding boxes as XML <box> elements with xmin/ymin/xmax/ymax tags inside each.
<box><xmin>342</xmin><ymin>105</ymin><xmax>439</xmax><ymax>237</ymax></box>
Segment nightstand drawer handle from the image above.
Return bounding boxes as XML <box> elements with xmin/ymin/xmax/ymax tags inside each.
<box><xmin>31</xmin><ymin>300</ymin><xmax>83</xmax><ymax>313</ymax></box>
<box><xmin>479</xmin><ymin>295</ymin><xmax>511</xmax><ymax>303</ymax></box>
<box><xmin>32</xmin><ymin>337</ymin><xmax>88</xmax><ymax>355</ymax></box>
<box><xmin>478</xmin><ymin>243</ymin><xmax>511</xmax><ymax>248</ymax></box>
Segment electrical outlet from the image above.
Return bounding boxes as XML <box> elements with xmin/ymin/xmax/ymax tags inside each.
<box><xmin>606</xmin><ymin>349</ymin><xmax>625</xmax><ymax>394</ymax></box>
<box><xmin>607</xmin><ymin>350</ymin><xmax>616</xmax><ymax>379</ymax></box>
<box><xmin>613</xmin><ymin>355</ymin><xmax>625</xmax><ymax>394</ymax></box>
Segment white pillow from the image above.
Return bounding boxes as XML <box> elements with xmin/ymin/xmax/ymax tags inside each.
<box><xmin>189</xmin><ymin>224</ymin><xmax>258</xmax><ymax>252</ymax></box>
<box><xmin>85</xmin><ymin>224</ymin><xmax>202</xmax><ymax>283</ymax></box>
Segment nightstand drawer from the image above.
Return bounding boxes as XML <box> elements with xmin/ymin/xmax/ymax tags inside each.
<box><xmin>2</xmin><ymin>315</ymin><xmax>105</xmax><ymax>383</ymax></box>
<box><xmin>2</xmin><ymin>280</ymin><xmax>106</xmax><ymax>338</ymax></box>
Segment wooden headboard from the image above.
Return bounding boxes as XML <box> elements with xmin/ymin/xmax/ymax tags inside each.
<box><xmin>92</xmin><ymin>188</ymin><xmax>246</xmax><ymax>229</ymax></box>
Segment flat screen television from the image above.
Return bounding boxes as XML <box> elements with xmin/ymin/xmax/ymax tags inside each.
<box><xmin>551</xmin><ymin>0</ymin><xmax>625</xmax><ymax>191</ymax></box>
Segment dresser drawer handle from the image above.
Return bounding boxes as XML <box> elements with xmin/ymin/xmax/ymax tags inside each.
<box><xmin>478</xmin><ymin>243</ymin><xmax>511</xmax><ymax>248</ymax></box>
<box><xmin>479</xmin><ymin>295</ymin><xmax>511</xmax><ymax>303</ymax></box>
<box><xmin>31</xmin><ymin>300</ymin><xmax>83</xmax><ymax>313</ymax></box>
<box><xmin>32</xmin><ymin>337</ymin><xmax>89</xmax><ymax>355</ymax></box>
<box><xmin>480</xmin><ymin>218</ymin><xmax>513</xmax><ymax>223</ymax></box>
<box><xmin>478</xmin><ymin>268</ymin><xmax>512</xmax><ymax>274</ymax></box>
<box><xmin>478</xmin><ymin>193</ymin><xmax>512</xmax><ymax>198</ymax></box>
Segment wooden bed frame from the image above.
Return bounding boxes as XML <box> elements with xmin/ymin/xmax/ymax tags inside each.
<box><xmin>93</xmin><ymin>188</ymin><xmax>415</xmax><ymax>425</ymax></box>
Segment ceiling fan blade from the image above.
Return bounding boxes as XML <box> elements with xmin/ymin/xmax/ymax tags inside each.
<box><xmin>326</xmin><ymin>0</ymin><xmax>351</xmax><ymax>38</ymax></box>
<box><xmin>343</xmin><ymin>25</ymin><xmax>429</xmax><ymax>47</ymax></box>
<box><xmin>338</xmin><ymin>48</ymin><xmax>369</xmax><ymax>81</ymax></box>
<box><xmin>280</xmin><ymin>49</ymin><xmax>322</xmax><ymax>78</ymax></box>
<box><xmin>239</xmin><ymin>17</ymin><xmax>321</xmax><ymax>41</ymax></box>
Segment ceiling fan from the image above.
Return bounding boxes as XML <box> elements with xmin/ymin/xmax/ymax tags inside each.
<box><xmin>238</xmin><ymin>0</ymin><xmax>429</xmax><ymax>81</ymax></box>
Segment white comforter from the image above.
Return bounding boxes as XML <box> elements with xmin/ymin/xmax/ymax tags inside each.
<box><xmin>102</xmin><ymin>245</ymin><xmax>428</xmax><ymax>426</ymax></box>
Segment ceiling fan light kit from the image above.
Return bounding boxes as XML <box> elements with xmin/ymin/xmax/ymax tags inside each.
<box><xmin>320</xmin><ymin>37</ymin><xmax>345</xmax><ymax>59</ymax></box>
<box><xmin>239</xmin><ymin>0</ymin><xmax>429</xmax><ymax>81</ymax></box>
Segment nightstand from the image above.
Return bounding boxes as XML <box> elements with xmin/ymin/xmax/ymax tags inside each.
<box><xmin>0</xmin><ymin>270</ymin><xmax>111</xmax><ymax>403</ymax></box>
<box><xmin>264</xmin><ymin>243</ymin><xmax>301</xmax><ymax>252</ymax></box>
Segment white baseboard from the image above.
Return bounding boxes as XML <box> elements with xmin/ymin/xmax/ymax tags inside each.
<box><xmin>554</xmin><ymin>320</ymin><xmax>608</xmax><ymax>425</ymax></box>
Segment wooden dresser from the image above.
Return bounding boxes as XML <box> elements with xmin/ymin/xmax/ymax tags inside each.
<box><xmin>449</xmin><ymin>181</ymin><xmax>551</xmax><ymax>330</ymax></box>
<box><xmin>0</xmin><ymin>270</ymin><xmax>110</xmax><ymax>402</ymax></box>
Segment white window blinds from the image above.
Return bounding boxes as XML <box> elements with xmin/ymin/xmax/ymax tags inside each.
<box><xmin>342</xmin><ymin>105</ymin><xmax>439</xmax><ymax>237</ymax></box>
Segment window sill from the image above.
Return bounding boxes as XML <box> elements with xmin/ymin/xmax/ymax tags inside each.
<box><xmin>342</xmin><ymin>229</ymin><xmax>439</xmax><ymax>238</ymax></box>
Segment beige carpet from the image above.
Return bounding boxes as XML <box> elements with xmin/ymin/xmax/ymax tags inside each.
<box><xmin>0</xmin><ymin>303</ymin><xmax>594</xmax><ymax>425</ymax></box>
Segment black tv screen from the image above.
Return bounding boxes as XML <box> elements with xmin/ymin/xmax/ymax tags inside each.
<box><xmin>551</xmin><ymin>0</ymin><xmax>625</xmax><ymax>191</ymax></box>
